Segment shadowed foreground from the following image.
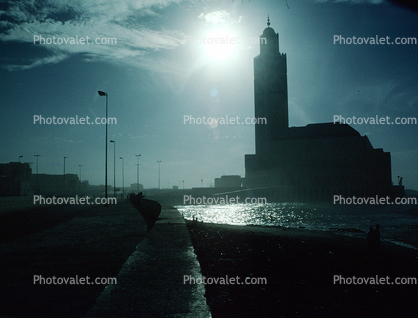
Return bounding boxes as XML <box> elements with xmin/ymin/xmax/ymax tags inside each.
<box><xmin>186</xmin><ymin>221</ymin><xmax>418</xmax><ymax>318</ymax></box>
<box><xmin>0</xmin><ymin>202</ymin><xmax>147</xmax><ymax>318</ymax></box>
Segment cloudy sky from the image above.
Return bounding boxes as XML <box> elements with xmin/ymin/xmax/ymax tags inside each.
<box><xmin>1</xmin><ymin>0</ymin><xmax>417</xmax><ymax>191</ymax></box>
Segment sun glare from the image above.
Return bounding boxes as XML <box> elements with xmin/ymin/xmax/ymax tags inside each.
<box><xmin>204</xmin><ymin>29</ymin><xmax>235</xmax><ymax>61</ymax></box>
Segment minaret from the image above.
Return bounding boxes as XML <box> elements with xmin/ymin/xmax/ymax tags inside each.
<box><xmin>254</xmin><ymin>16</ymin><xmax>288</xmax><ymax>154</ymax></box>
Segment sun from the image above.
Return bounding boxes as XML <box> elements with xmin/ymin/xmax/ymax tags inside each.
<box><xmin>204</xmin><ymin>29</ymin><xmax>235</xmax><ymax>61</ymax></box>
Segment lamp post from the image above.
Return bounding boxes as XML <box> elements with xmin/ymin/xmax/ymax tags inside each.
<box><xmin>135</xmin><ymin>154</ymin><xmax>141</xmax><ymax>193</ymax></box>
<box><xmin>63</xmin><ymin>156</ymin><xmax>67</xmax><ymax>194</ymax></box>
<box><xmin>34</xmin><ymin>155</ymin><xmax>40</xmax><ymax>194</ymax></box>
<box><xmin>98</xmin><ymin>90</ymin><xmax>108</xmax><ymax>206</ymax></box>
<box><xmin>78</xmin><ymin>165</ymin><xmax>82</xmax><ymax>182</ymax></box>
<box><xmin>17</xmin><ymin>156</ymin><xmax>23</xmax><ymax>196</ymax></box>
<box><xmin>120</xmin><ymin>157</ymin><xmax>124</xmax><ymax>198</ymax></box>
<box><xmin>182</xmin><ymin>180</ymin><xmax>184</xmax><ymax>190</ymax></box>
<box><xmin>78</xmin><ymin>164</ymin><xmax>83</xmax><ymax>194</ymax></box>
<box><xmin>201</xmin><ymin>179</ymin><xmax>203</xmax><ymax>187</ymax></box>
<box><xmin>157</xmin><ymin>160</ymin><xmax>161</xmax><ymax>190</ymax></box>
<box><xmin>110</xmin><ymin>140</ymin><xmax>116</xmax><ymax>197</ymax></box>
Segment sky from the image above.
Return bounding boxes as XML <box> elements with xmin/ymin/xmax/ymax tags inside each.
<box><xmin>0</xmin><ymin>0</ymin><xmax>417</xmax><ymax>190</ymax></box>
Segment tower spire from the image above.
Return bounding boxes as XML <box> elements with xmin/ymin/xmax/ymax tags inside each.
<box><xmin>267</xmin><ymin>15</ymin><xmax>270</xmax><ymax>27</ymax></box>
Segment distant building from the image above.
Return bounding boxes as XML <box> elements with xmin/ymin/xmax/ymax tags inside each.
<box><xmin>79</xmin><ymin>180</ymin><xmax>89</xmax><ymax>194</ymax></box>
<box><xmin>130</xmin><ymin>183</ymin><xmax>144</xmax><ymax>192</ymax></box>
<box><xmin>36</xmin><ymin>173</ymin><xmax>79</xmax><ymax>196</ymax></box>
<box><xmin>214</xmin><ymin>175</ymin><xmax>243</xmax><ymax>188</ymax></box>
<box><xmin>244</xmin><ymin>18</ymin><xmax>403</xmax><ymax>202</ymax></box>
<box><xmin>0</xmin><ymin>162</ymin><xmax>31</xmax><ymax>196</ymax></box>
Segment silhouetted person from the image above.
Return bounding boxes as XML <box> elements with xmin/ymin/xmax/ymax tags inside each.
<box><xmin>129</xmin><ymin>192</ymin><xmax>161</xmax><ymax>231</ymax></box>
<box><xmin>129</xmin><ymin>193</ymin><xmax>136</xmax><ymax>204</ymax></box>
<box><xmin>367</xmin><ymin>227</ymin><xmax>375</xmax><ymax>248</ymax></box>
<box><xmin>367</xmin><ymin>225</ymin><xmax>381</xmax><ymax>250</ymax></box>
<box><xmin>375</xmin><ymin>224</ymin><xmax>381</xmax><ymax>248</ymax></box>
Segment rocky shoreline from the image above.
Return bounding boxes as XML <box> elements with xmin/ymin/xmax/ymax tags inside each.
<box><xmin>186</xmin><ymin>221</ymin><xmax>418</xmax><ymax>318</ymax></box>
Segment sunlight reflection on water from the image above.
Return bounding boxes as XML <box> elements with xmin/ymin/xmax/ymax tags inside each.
<box><xmin>176</xmin><ymin>202</ymin><xmax>418</xmax><ymax>248</ymax></box>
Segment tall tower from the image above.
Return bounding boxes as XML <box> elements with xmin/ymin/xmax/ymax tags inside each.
<box><xmin>254</xmin><ymin>16</ymin><xmax>288</xmax><ymax>154</ymax></box>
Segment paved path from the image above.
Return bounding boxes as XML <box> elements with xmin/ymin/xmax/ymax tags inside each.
<box><xmin>85</xmin><ymin>203</ymin><xmax>211</xmax><ymax>318</ymax></box>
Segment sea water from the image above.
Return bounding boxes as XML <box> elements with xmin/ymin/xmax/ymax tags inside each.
<box><xmin>176</xmin><ymin>202</ymin><xmax>418</xmax><ymax>250</ymax></box>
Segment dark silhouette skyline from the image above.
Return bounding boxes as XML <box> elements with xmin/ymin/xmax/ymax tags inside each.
<box><xmin>245</xmin><ymin>19</ymin><xmax>403</xmax><ymax>201</ymax></box>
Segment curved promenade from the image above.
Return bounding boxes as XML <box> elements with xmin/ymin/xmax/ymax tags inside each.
<box><xmin>85</xmin><ymin>202</ymin><xmax>211</xmax><ymax>317</ymax></box>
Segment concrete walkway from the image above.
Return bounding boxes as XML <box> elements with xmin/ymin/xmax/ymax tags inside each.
<box><xmin>85</xmin><ymin>203</ymin><xmax>211</xmax><ymax>317</ymax></box>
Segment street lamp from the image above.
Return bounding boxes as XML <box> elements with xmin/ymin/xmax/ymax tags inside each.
<box><xmin>17</xmin><ymin>156</ymin><xmax>23</xmax><ymax>196</ymax></box>
<box><xmin>98</xmin><ymin>90</ymin><xmax>108</xmax><ymax>206</ymax></box>
<box><xmin>78</xmin><ymin>164</ymin><xmax>83</xmax><ymax>194</ymax></box>
<box><xmin>157</xmin><ymin>160</ymin><xmax>161</xmax><ymax>190</ymax></box>
<box><xmin>63</xmin><ymin>156</ymin><xmax>67</xmax><ymax>194</ymax></box>
<box><xmin>78</xmin><ymin>165</ymin><xmax>83</xmax><ymax>182</ymax></box>
<box><xmin>34</xmin><ymin>155</ymin><xmax>40</xmax><ymax>194</ymax></box>
<box><xmin>182</xmin><ymin>180</ymin><xmax>184</xmax><ymax>190</ymax></box>
<box><xmin>201</xmin><ymin>179</ymin><xmax>203</xmax><ymax>187</ymax></box>
<box><xmin>110</xmin><ymin>140</ymin><xmax>116</xmax><ymax>197</ymax></box>
<box><xmin>136</xmin><ymin>154</ymin><xmax>141</xmax><ymax>193</ymax></box>
<box><xmin>120</xmin><ymin>157</ymin><xmax>124</xmax><ymax>198</ymax></box>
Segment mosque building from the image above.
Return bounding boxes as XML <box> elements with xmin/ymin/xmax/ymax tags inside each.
<box><xmin>244</xmin><ymin>18</ymin><xmax>404</xmax><ymax>202</ymax></box>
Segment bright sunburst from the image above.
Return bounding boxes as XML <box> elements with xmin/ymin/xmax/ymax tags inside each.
<box><xmin>204</xmin><ymin>29</ymin><xmax>235</xmax><ymax>61</ymax></box>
